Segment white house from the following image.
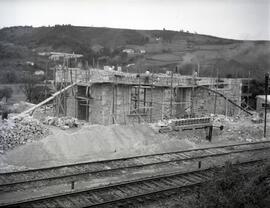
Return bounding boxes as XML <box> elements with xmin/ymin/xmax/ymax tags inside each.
<box><xmin>34</xmin><ymin>70</ymin><xmax>45</xmax><ymax>76</ymax></box>
<box><xmin>122</xmin><ymin>49</ymin><xmax>135</xmax><ymax>54</ymax></box>
<box><xmin>139</xmin><ymin>49</ymin><xmax>146</xmax><ymax>54</ymax></box>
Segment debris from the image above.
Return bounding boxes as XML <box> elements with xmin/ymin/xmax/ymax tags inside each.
<box><xmin>0</xmin><ymin>116</ymin><xmax>50</xmax><ymax>153</ymax></box>
<box><xmin>42</xmin><ymin>116</ymin><xmax>79</xmax><ymax>129</ymax></box>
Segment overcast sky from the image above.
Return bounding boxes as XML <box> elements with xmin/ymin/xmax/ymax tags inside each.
<box><xmin>0</xmin><ymin>0</ymin><xmax>269</xmax><ymax>40</ymax></box>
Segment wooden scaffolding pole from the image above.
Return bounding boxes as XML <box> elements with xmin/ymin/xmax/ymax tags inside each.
<box><xmin>18</xmin><ymin>82</ymin><xmax>78</xmax><ymax>116</ymax></box>
<box><xmin>150</xmin><ymin>73</ymin><xmax>153</xmax><ymax>122</ymax></box>
<box><xmin>170</xmin><ymin>72</ymin><xmax>173</xmax><ymax>118</ymax></box>
<box><xmin>199</xmin><ymin>85</ymin><xmax>253</xmax><ymax>116</ymax></box>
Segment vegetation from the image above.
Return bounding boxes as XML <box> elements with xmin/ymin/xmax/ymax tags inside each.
<box><xmin>0</xmin><ymin>87</ymin><xmax>13</xmax><ymax>102</ymax></box>
<box><xmin>192</xmin><ymin>162</ymin><xmax>270</xmax><ymax>208</ymax></box>
<box><xmin>22</xmin><ymin>75</ymin><xmax>50</xmax><ymax>104</ymax></box>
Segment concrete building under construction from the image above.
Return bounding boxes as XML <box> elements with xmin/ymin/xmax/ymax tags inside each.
<box><xmin>51</xmin><ymin>53</ymin><xmax>248</xmax><ymax>125</ymax></box>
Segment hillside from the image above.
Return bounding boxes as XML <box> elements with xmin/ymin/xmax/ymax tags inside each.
<box><xmin>0</xmin><ymin>25</ymin><xmax>269</xmax><ymax>84</ymax></box>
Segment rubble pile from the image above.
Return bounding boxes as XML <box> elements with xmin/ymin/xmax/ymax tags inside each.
<box><xmin>211</xmin><ymin>114</ymin><xmax>265</xmax><ymax>142</ymax></box>
<box><xmin>153</xmin><ymin>114</ymin><xmax>267</xmax><ymax>144</ymax></box>
<box><xmin>0</xmin><ymin>116</ymin><xmax>50</xmax><ymax>153</ymax></box>
<box><xmin>42</xmin><ymin>116</ymin><xmax>79</xmax><ymax>130</ymax></box>
<box><xmin>37</xmin><ymin>104</ymin><xmax>54</xmax><ymax>113</ymax></box>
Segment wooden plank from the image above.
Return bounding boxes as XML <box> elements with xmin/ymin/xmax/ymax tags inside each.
<box><xmin>199</xmin><ymin>85</ymin><xmax>252</xmax><ymax>115</ymax></box>
<box><xmin>18</xmin><ymin>82</ymin><xmax>78</xmax><ymax>116</ymax></box>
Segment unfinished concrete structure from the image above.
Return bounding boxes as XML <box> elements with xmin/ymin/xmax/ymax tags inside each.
<box><xmin>54</xmin><ymin>65</ymin><xmax>244</xmax><ymax>125</ymax></box>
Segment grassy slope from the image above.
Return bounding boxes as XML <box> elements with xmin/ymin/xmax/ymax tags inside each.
<box><xmin>0</xmin><ymin>25</ymin><xmax>269</xmax><ymax>82</ymax></box>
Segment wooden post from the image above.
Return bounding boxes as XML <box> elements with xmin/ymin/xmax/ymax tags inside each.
<box><xmin>208</xmin><ymin>126</ymin><xmax>213</xmax><ymax>142</ymax></box>
<box><xmin>112</xmin><ymin>84</ymin><xmax>115</xmax><ymax>124</ymax></box>
<box><xmin>115</xmin><ymin>76</ymin><xmax>118</xmax><ymax>123</ymax></box>
<box><xmin>161</xmin><ymin>91</ymin><xmax>164</xmax><ymax>120</ymax></box>
<box><xmin>138</xmin><ymin>74</ymin><xmax>141</xmax><ymax>124</ymax></box>
<box><xmin>19</xmin><ymin>83</ymin><xmax>78</xmax><ymax>117</ymax></box>
<box><xmin>191</xmin><ymin>86</ymin><xmax>194</xmax><ymax>118</ymax></box>
<box><xmin>170</xmin><ymin>72</ymin><xmax>173</xmax><ymax>118</ymax></box>
<box><xmin>123</xmin><ymin>90</ymin><xmax>126</xmax><ymax>124</ymax></box>
<box><xmin>225</xmin><ymin>97</ymin><xmax>228</xmax><ymax>118</ymax></box>
<box><xmin>86</xmin><ymin>100</ymin><xmax>89</xmax><ymax>121</ymax></box>
<box><xmin>214</xmin><ymin>93</ymin><xmax>217</xmax><ymax>114</ymax></box>
<box><xmin>264</xmin><ymin>73</ymin><xmax>269</xmax><ymax>138</ymax></box>
<box><xmin>75</xmin><ymin>94</ymin><xmax>77</xmax><ymax>119</ymax></box>
<box><xmin>247</xmin><ymin>71</ymin><xmax>250</xmax><ymax>106</ymax></box>
<box><xmin>150</xmin><ymin>73</ymin><xmax>153</xmax><ymax>122</ymax></box>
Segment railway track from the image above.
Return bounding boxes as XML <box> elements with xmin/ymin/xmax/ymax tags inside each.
<box><xmin>1</xmin><ymin>159</ymin><xmax>268</xmax><ymax>208</ymax></box>
<box><xmin>0</xmin><ymin>141</ymin><xmax>270</xmax><ymax>192</ymax></box>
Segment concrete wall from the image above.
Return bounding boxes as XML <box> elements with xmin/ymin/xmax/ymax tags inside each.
<box><xmin>256</xmin><ymin>97</ymin><xmax>270</xmax><ymax>113</ymax></box>
<box><xmin>193</xmin><ymin>79</ymin><xmax>242</xmax><ymax>116</ymax></box>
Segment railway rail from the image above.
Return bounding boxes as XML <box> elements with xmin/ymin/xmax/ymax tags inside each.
<box><xmin>1</xmin><ymin>159</ymin><xmax>268</xmax><ymax>208</ymax></box>
<box><xmin>0</xmin><ymin>141</ymin><xmax>270</xmax><ymax>193</ymax></box>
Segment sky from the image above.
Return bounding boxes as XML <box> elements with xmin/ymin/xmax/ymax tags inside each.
<box><xmin>0</xmin><ymin>0</ymin><xmax>269</xmax><ymax>40</ymax></box>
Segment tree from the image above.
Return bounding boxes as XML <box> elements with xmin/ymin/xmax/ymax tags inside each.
<box><xmin>23</xmin><ymin>75</ymin><xmax>38</xmax><ymax>103</ymax></box>
<box><xmin>23</xmin><ymin>75</ymin><xmax>50</xmax><ymax>104</ymax></box>
<box><xmin>5</xmin><ymin>71</ymin><xmax>17</xmax><ymax>83</ymax></box>
<box><xmin>0</xmin><ymin>87</ymin><xmax>13</xmax><ymax>102</ymax></box>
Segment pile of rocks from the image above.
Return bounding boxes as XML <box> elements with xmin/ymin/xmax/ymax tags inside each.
<box><xmin>38</xmin><ymin>104</ymin><xmax>54</xmax><ymax>113</ymax></box>
<box><xmin>42</xmin><ymin>116</ymin><xmax>79</xmax><ymax>130</ymax></box>
<box><xmin>0</xmin><ymin>116</ymin><xmax>50</xmax><ymax>153</ymax></box>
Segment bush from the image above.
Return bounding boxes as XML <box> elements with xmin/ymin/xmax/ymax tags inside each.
<box><xmin>0</xmin><ymin>87</ymin><xmax>13</xmax><ymax>102</ymax></box>
<box><xmin>193</xmin><ymin>162</ymin><xmax>270</xmax><ymax>208</ymax></box>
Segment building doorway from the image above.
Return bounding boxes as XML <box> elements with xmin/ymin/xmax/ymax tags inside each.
<box><xmin>77</xmin><ymin>99</ymin><xmax>89</xmax><ymax>121</ymax></box>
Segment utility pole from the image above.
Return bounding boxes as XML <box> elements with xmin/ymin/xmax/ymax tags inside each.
<box><xmin>264</xmin><ymin>73</ymin><xmax>269</xmax><ymax>138</ymax></box>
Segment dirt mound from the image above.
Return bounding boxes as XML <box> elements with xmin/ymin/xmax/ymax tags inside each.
<box><xmin>0</xmin><ymin>124</ymin><xmax>193</xmax><ymax>170</ymax></box>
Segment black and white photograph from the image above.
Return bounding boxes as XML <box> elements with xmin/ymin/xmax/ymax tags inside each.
<box><xmin>0</xmin><ymin>0</ymin><xmax>269</xmax><ymax>207</ymax></box>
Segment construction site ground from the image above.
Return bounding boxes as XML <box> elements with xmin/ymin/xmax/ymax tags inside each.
<box><xmin>0</xmin><ymin>112</ymin><xmax>269</xmax><ymax>172</ymax></box>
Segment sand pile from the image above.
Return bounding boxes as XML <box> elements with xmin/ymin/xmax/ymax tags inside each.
<box><xmin>0</xmin><ymin>124</ymin><xmax>193</xmax><ymax>170</ymax></box>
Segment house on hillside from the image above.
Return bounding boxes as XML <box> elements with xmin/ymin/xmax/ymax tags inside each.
<box><xmin>139</xmin><ymin>49</ymin><xmax>146</xmax><ymax>54</ymax></box>
<box><xmin>122</xmin><ymin>49</ymin><xmax>135</xmax><ymax>55</ymax></box>
<box><xmin>26</xmin><ymin>61</ymin><xmax>34</xmax><ymax>66</ymax></box>
<box><xmin>34</xmin><ymin>70</ymin><xmax>45</xmax><ymax>76</ymax></box>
